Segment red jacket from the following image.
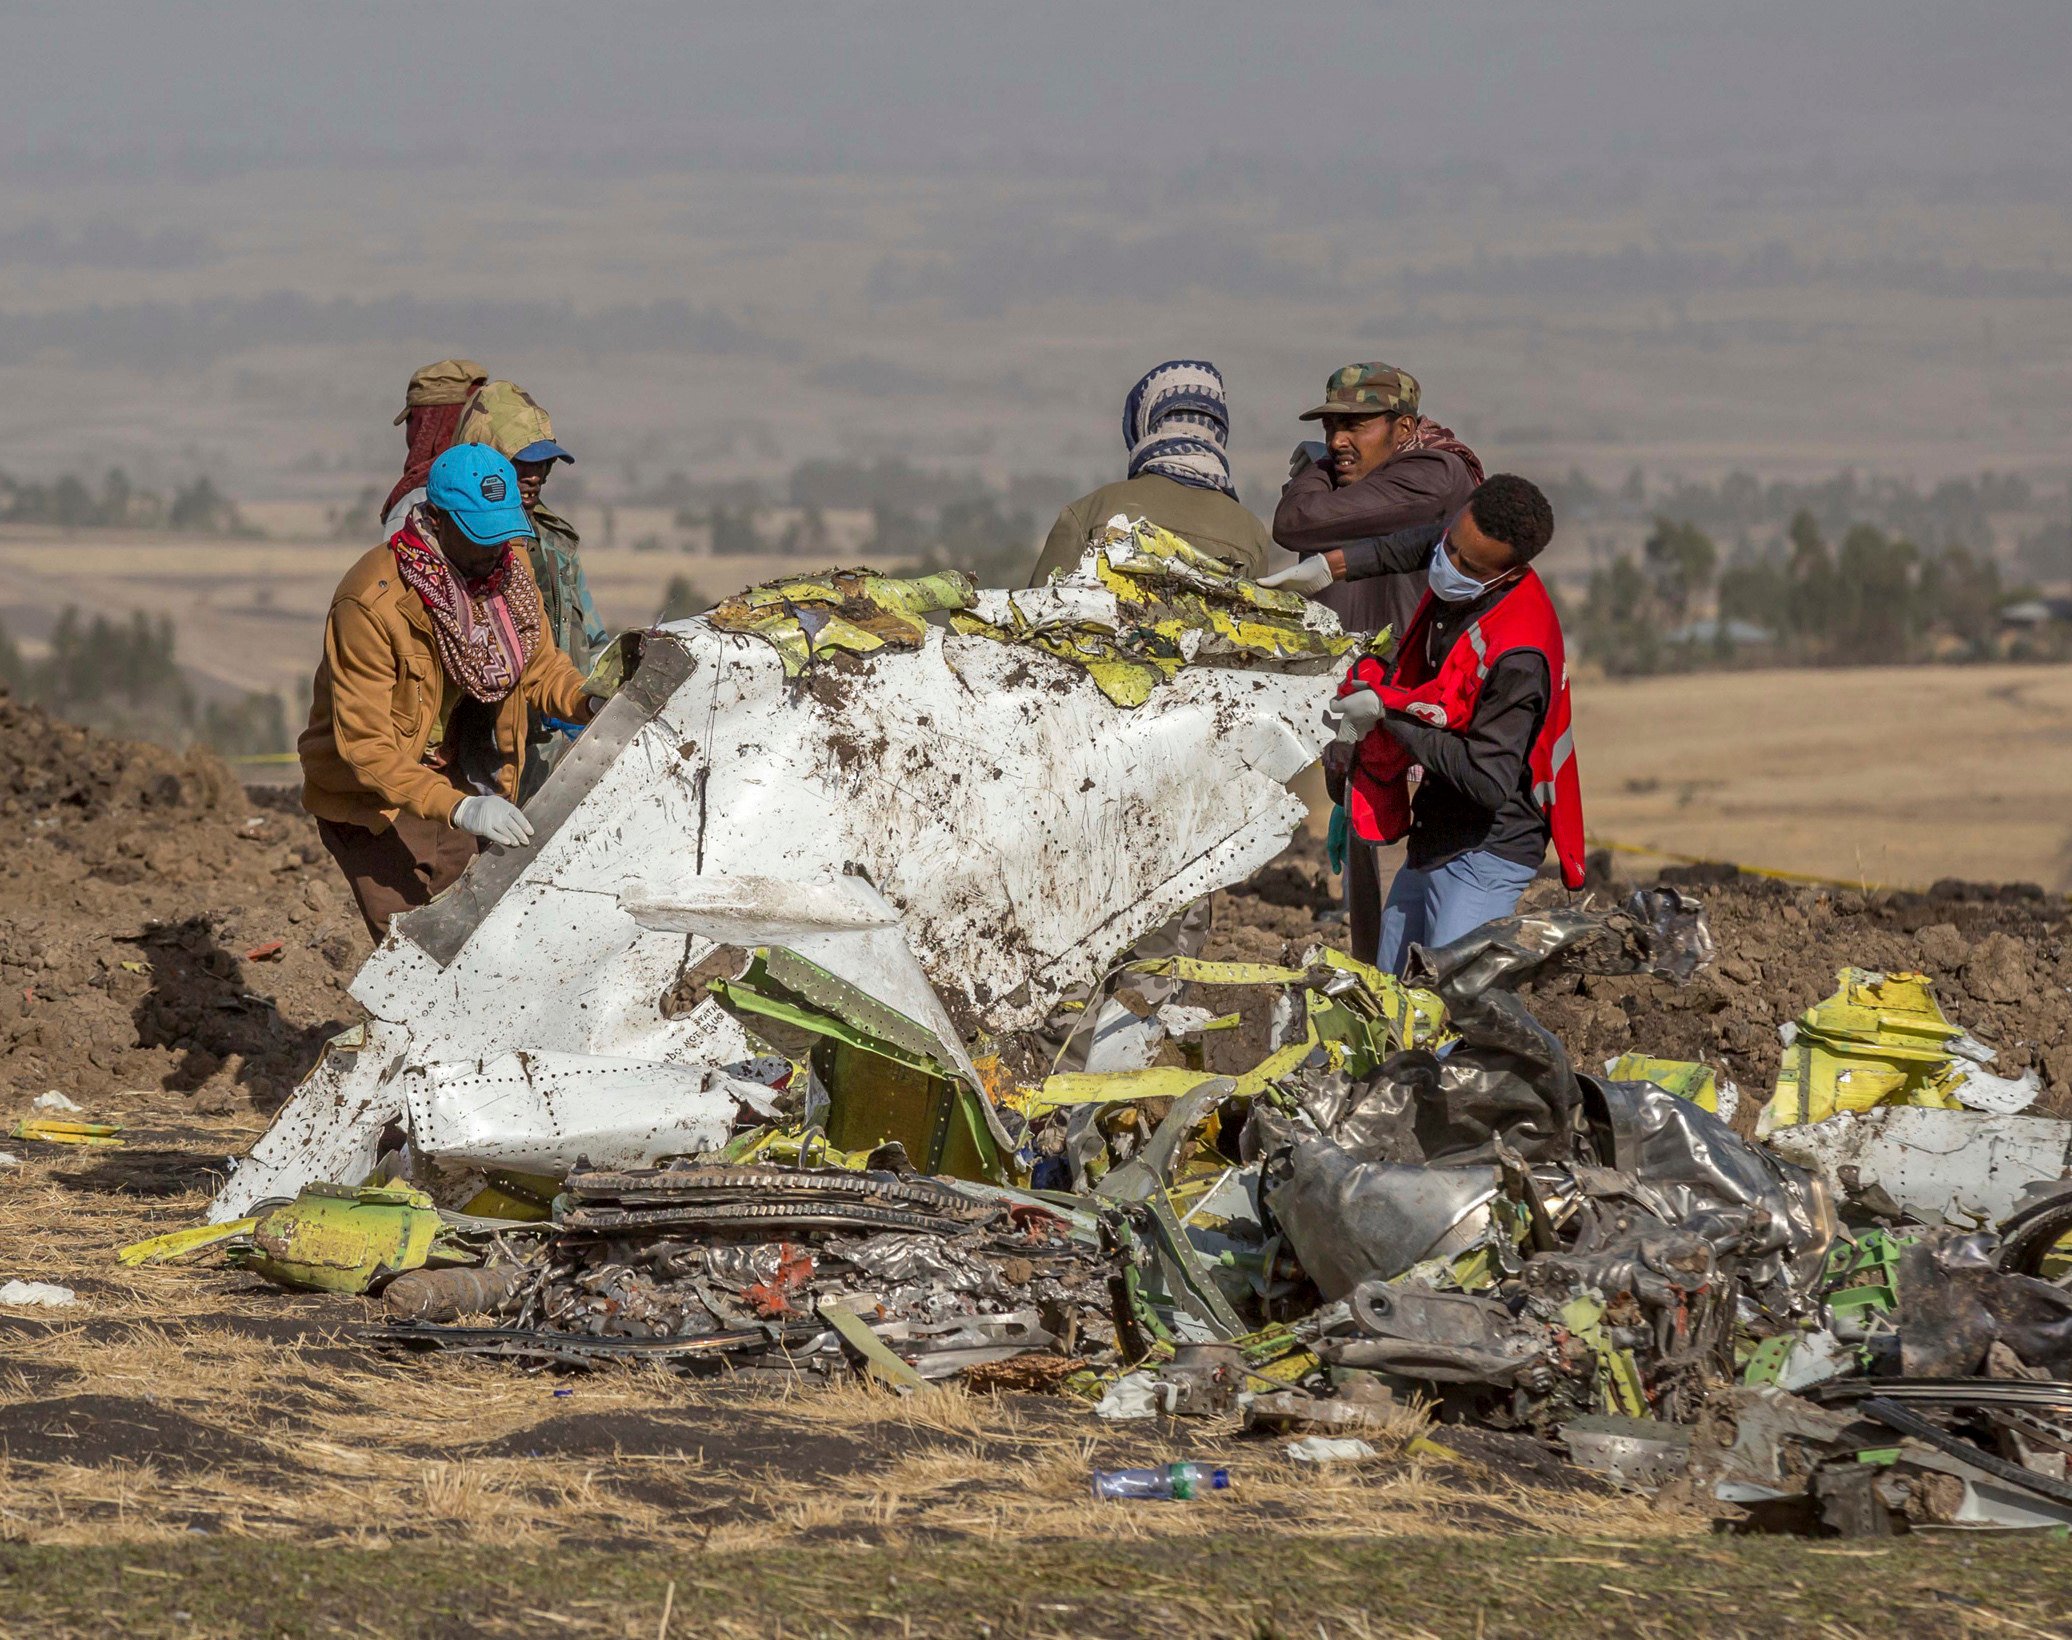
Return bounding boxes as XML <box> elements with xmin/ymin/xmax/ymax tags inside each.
<box><xmin>1338</xmin><ymin>569</ymin><xmax>1585</xmax><ymax>889</ymax></box>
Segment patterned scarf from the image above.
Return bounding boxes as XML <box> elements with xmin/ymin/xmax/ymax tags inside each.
<box><xmin>1123</xmin><ymin>359</ymin><xmax>1236</xmax><ymax>499</ymax></box>
<box><xmin>388</xmin><ymin>511</ymin><xmax>541</xmax><ymax>703</ymax></box>
<box><xmin>1399</xmin><ymin>416</ymin><xmax>1486</xmax><ymax>487</ymax></box>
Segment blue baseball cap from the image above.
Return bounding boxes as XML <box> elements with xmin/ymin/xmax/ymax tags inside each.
<box><xmin>513</xmin><ymin>437</ymin><xmax>574</xmax><ymax>466</ymax></box>
<box><xmin>426</xmin><ymin>445</ymin><xmax>536</xmax><ymax>547</ymax></box>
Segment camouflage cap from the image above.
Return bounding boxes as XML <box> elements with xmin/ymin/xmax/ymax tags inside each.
<box><xmin>453</xmin><ymin>380</ymin><xmax>574</xmax><ymax>465</ymax></box>
<box><xmin>393</xmin><ymin>357</ymin><xmax>488</xmax><ymax>424</ymax></box>
<box><xmin>1297</xmin><ymin>362</ymin><xmax>1420</xmax><ymax>422</ymax></box>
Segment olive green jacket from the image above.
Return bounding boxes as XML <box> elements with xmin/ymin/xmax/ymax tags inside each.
<box><xmin>1029</xmin><ymin>474</ymin><xmax>1275</xmax><ymax>587</ymax></box>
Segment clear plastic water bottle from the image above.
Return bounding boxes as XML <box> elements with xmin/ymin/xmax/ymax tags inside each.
<box><xmin>1090</xmin><ymin>1462</ymin><xmax>1232</xmax><ymax>1501</ymax></box>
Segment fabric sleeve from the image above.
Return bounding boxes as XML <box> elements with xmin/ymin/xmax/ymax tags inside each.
<box><xmin>523</xmin><ymin>621</ymin><xmax>593</xmax><ymax>723</ymax></box>
<box><xmin>1272</xmin><ymin>452</ymin><xmax>1463</xmax><ymax>550</ymax></box>
<box><xmin>1339</xmin><ymin>523</ymin><xmax>1445</xmax><ymax>581</ymax></box>
<box><xmin>1380</xmin><ymin>652</ymin><xmax>1550</xmax><ymax>814</ymax></box>
<box><xmin>324</xmin><ymin>597</ymin><xmax>467</xmax><ymax>824</ymax></box>
<box><xmin>573</xmin><ymin>559</ymin><xmax>609</xmax><ymax>655</ymax></box>
<box><xmin>1028</xmin><ymin>499</ymin><xmax>1093</xmax><ymax>587</ymax></box>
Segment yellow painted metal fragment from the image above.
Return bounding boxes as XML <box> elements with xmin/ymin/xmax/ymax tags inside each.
<box><xmin>11</xmin><ymin>1118</ymin><xmax>122</xmax><ymax>1147</ymax></box>
<box><xmin>118</xmin><ymin>1218</ymin><xmax>257</xmax><ymax>1266</ymax></box>
<box><xmin>234</xmin><ymin>1182</ymin><xmax>442</xmax><ymax>1294</ymax></box>
<box><xmin>1763</xmin><ymin>967</ymin><xmax>1969</xmax><ymax>1133</ymax></box>
<box><xmin>1605</xmin><ymin>1054</ymin><xmax>1726</xmax><ymax>1114</ymax></box>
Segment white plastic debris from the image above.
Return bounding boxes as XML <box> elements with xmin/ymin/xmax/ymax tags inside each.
<box><xmin>1094</xmin><ymin>1371</ymin><xmax>1163</xmax><ymax>1421</ymax></box>
<box><xmin>1285</xmin><ymin>1436</ymin><xmax>1377</xmax><ymax>1464</ymax></box>
<box><xmin>0</xmin><ymin>1280</ymin><xmax>77</xmax><ymax>1307</ymax></box>
<box><xmin>0</xmin><ymin>1152</ymin><xmax>19</xmax><ymax>1168</ymax></box>
<box><xmin>31</xmin><ymin>1091</ymin><xmax>82</xmax><ymax>1113</ymax></box>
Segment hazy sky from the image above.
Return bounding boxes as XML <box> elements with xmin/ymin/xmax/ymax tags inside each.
<box><xmin>3</xmin><ymin>3</ymin><xmax>2071</xmax><ymax>500</ymax></box>
<box><xmin>7</xmin><ymin>3</ymin><xmax>2068</xmax><ymax>179</ymax></box>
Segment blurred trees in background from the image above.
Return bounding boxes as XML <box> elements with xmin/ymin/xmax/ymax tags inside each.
<box><xmin>1578</xmin><ymin>509</ymin><xmax>2018</xmax><ymax>675</ymax></box>
<box><xmin>0</xmin><ymin>607</ymin><xmax>287</xmax><ymax>756</ymax></box>
<box><xmin>0</xmin><ymin>467</ymin><xmax>252</xmax><ymax>534</ymax></box>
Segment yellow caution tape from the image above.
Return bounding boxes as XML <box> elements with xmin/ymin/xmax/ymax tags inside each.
<box><xmin>1587</xmin><ymin>835</ymin><xmax>1916</xmax><ymax>895</ymax></box>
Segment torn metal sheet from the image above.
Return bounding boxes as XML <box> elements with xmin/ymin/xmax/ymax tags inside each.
<box><xmin>403</xmin><ymin>1051</ymin><xmax>767</xmax><ymax>1174</ymax></box>
<box><xmin>1268</xmin><ymin>1140</ymin><xmax>1500</xmax><ymax>1299</ymax></box>
<box><xmin>1560</xmin><ymin>1415</ymin><xmax>1692</xmax><ymax>1491</ymax></box>
<box><xmin>214</xmin><ymin>560</ymin><xmax>1343</xmax><ymax>1219</ymax></box>
<box><xmin>1763</xmin><ymin>1106</ymin><xmax>2072</xmax><ymax>1225</ymax></box>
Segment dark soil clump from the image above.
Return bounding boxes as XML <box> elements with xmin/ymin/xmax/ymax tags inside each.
<box><xmin>0</xmin><ymin>689</ymin><xmax>368</xmax><ymax>1117</ymax></box>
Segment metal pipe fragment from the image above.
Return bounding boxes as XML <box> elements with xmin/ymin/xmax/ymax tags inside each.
<box><xmin>382</xmin><ymin>1262</ymin><xmax>527</xmax><ymax>1322</ymax></box>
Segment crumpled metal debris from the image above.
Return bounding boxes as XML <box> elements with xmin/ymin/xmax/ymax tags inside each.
<box><xmin>212</xmin><ymin>545</ymin><xmax>1347</xmax><ymax>1222</ymax></box>
<box><xmin>159</xmin><ymin>528</ymin><xmax>2072</xmax><ymax>1536</ymax></box>
<box><xmin>1762</xmin><ymin>967</ymin><xmax>2040</xmax><ymax>1135</ymax></box>
<box><xmin>955</xmin><ymin>516</ymin><xmax>1351</xmax><ymax>707</ymax></box>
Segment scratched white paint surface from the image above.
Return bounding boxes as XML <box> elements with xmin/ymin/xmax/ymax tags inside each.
<box><xmin>211</xmin><ymin>608</ymin><xmax>1340</xmax><ymax>1219</ymax></box>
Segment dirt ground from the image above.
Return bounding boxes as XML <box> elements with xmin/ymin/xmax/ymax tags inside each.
<box><xmin>5</xmin><ymin>695</ymin><xmax>2072</xmax><ymax>1634</ymax></box>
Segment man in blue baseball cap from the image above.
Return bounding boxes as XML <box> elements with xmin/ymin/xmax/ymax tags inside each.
<box><xmin>298</xmin><ymin>443</ymin><xmax>602</xmax><ymax>939</ymax></box>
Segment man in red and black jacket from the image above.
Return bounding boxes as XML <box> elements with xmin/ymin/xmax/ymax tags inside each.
<box><xmin>1265</xmin><ymin>474</ymin><xmax>1581</xmax><ymax>973</ymax></box>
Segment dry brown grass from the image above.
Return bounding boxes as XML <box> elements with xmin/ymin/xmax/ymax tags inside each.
<box><xmin>1576</xmin><ymin>662</ymin><xmax>2072</xmax><ymax>892</ymax></box>
<box><xmin>0</xmin><ymin>1094</ymin><xmax>1703</xmax><ymax>1555</ymax></box>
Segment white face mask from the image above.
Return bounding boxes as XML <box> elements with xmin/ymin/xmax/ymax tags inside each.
<box><xmin>1428</xmin><ymin>537</ymin><xmax>1497</xmax><ymax>603</ymax></box>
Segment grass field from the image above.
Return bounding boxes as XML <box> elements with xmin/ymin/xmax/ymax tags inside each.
<box><xmin>7</xmin><ymin>1534</ymin><xmax>2069</xmax><ymax>1638</ymax></box>
<box><xmin>1575</xmin><ymin>662</ymin><xmax>2072</xmax><ymax>893</ymax></box>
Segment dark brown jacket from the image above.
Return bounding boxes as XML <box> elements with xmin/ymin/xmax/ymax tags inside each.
<box><xmin>299</xmin><ymin>544</ymin><xmax>589</xmax><ymax>832</ymax></box>
<box><xmin>1272</xmin><ymin>449</ymin><xmax>1476</xmax><ymax>637</ymax></box>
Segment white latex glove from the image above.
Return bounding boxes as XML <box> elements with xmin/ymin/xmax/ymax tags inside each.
<box><xmin>1288</xmin><ymin>439</ymin><xmax>1327</xmax><ymax>477</ymax></box>
<box><xmin>1259</xmin><ymin>555</ymin><xmax>1337</xmax><ymax>597</ymax></box>
<box><xmin>1323</xmin><ymin>687</ymin><xmax>1385</xmax><ymax>747</ymax></box>
<box><xmin>452</xmin><ymin>794</ymin><xmax>534</xmax><ymax>848</ymax></box>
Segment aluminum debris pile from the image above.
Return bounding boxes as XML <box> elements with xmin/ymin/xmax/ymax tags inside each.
<box><xmin>1247</xmin><ymin>891</ymin><xmax>1833</xmax><ymax>1433</ymax></box>
<box><xmin>370</xmin><ymin>1162</ymin><xmax>1117</xmax><ymax>1382</ymax></box>
<box><xmin>115</xmin><ymin>528</ymin><xmax>2072</xmax><ymax>1538</ymax></box>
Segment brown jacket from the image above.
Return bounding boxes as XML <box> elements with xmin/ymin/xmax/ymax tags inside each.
<box><xmin>1030</xmin><ymin>474</ymin><xmax>1275</xmax><ymax>587</ymax></box>
<box><xmin>299</xmin><ymin>543</ymin><xmax>589</xmax><ymax>831</ymax></box>
<box><xmin>1272</xmin><ymin>448</ymin><xmax>1475</xmax><ymax>638</ymax></box>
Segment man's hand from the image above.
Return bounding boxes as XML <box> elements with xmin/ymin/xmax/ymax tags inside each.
<box><xmin>1259</xmin><ymin>555</ymin><xmax>1338</xmax><ymax>597</ymax></box>
<box><xmin>453</xmin><ymin>794</ymin><xmax>535</xmax><ymax>848</ymax></box>
<box><xmin>1323</xmin><ymin>686</ymin><xmax>1385</xmax><ymax>747</ymax></box>
<box><xmin>1287</xmin><ymin>439</ymin><xmax>1327</xmax><ymax>478</ymax></box>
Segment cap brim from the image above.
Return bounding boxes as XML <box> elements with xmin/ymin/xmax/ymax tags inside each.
<box><xmin>1298</xmin><ymin>403</ymin><xmax>1396</xmax><ymax>421</ymax></box>
<box><xmin>447</xmin><ymin>504</ymin><xmax>538</xmax><ymax>546</ymax></box>
<box><xmin>393</xmin><ymin>408</ymin><xmax>411</xmax><ymax>426</ymax></box>
<box><xmin>513</xmin><ymin>439</ymin><xmax>574</xmax><ymax>465</ymax></box>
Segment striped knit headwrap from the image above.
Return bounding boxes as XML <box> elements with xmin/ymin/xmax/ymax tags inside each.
<box><xmin>1123</xmin><ymin>359</ymin><xmax>1236</xmax><ymax>499</ymax></box>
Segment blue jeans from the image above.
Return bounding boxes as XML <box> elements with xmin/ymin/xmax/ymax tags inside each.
<box><xmin>1374</xmin><ymin>851</ymin><xmax>1540</xmax><ymax>975</ymax></box>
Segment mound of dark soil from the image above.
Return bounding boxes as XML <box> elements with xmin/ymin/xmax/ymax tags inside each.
<box><xmin>0</xmin><ymin>690</ymin><xmax>368</xmax><ymax>1116</ymax></box>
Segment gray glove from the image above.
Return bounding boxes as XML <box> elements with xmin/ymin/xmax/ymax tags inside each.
<box><xmin>1288</xmin><ymin>439</ymin><xmax>1327</xmax><ymax>477</ymax></box>
<box><xmin>453</xmin><ymin>794</ymin><xmax>534</xmax><ymax>848</ymax></box>
<box><xmin>1259</xmin><ymin>555</ymin><xmax>1337</xmax><ymax>597</ymax></box>
<box><xmin>1323</xmin><ymin>687</ymin><xmax>1385</xmax><ymax>747</ymax></box>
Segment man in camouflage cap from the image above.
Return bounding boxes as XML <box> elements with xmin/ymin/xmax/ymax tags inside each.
<box><xmin>453</xmin><ymin>380</ymin><xmax>610</xmax><ymax>798</ymax></box>
<box><xmin>1270</xmin><ymin>358</ymin><xmax>1485</xmax><ymax>632</ymax></box>
<box><xmin>381</xmin><ymin>357</ymin><xmax>488</xmax><ymax>521</ymax></box>
<box><xmin>1266</xmin><ymin>360</ymin><xmax>1485</xmax><ymax>964</ymax></box>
